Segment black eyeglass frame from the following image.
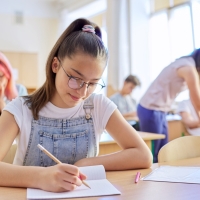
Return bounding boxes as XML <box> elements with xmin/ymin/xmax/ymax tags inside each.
<box><xmin>57</xmin><ymin>58</ymin><xmax>106</xmax><ymax>93</ymax></box>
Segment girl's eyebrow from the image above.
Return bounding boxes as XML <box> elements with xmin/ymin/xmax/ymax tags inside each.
<box><xmin>71</xmin><ymin>68</ymin><xmax>84</xmax><ymax>77</ymax></box>
<box><xmin>70</xmin><ymin>68</ymin><xmax>100</xmax><ymax>81</ymax></box>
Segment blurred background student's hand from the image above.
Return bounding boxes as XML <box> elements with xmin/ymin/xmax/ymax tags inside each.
<box><xmin>123</xmin><ymin>111</ymin><xmax>137</xmax><ymax>118</ymax></box>
<box><xmin>0</xmin><ymin>77</ymin><xmax>7</xmax><ymax>112</ymax></box>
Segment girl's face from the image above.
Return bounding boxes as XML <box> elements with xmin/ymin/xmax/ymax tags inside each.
<box><xmin>51</xmin><ymin>53</ymin><xmax>105</xmax><ymax>108</ymax></box>
<box><xmin>0</xmin><ymin>71</ymin><xmax>8</xmax><ymax>92</ymax></box>
<box><xmin>123</xmin><ymin>82</ymin><xmax>136</xmax><ymax>95</ymax></box>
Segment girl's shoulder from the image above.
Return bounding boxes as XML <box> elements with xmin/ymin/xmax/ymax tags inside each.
<box><xmin>93</xmin><ymin>93</ymin><xmax>113</xmax><ymax>105</ymax></box>
<box><xmin>92</xmin><ymin>93</ymin><xmax>117</xmax><ymax>111</ymax></box>
<box><xmin>173</xmin><ymin>57</ymin><xmax>195</xmax><ymax>69</ymax></box>
<box><xmin>91</xmin><ymin>93</ymin><xmax>117</xmax><ymax>130</ymax></box>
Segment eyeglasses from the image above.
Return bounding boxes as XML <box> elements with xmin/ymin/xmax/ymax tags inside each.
<box><xmin>58</xmin><ymin>59</ymin><xmax>106</xmax><ymax>94</ymax></box>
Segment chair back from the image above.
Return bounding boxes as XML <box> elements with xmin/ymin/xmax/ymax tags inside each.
<box><xmin>2</xmin><ymin>144</ymin><xmax>17</xmax><ymax>164</ymax></box>
<box><xmin>158</xmin><ymin>136</ymin><xmax>200</xmax><ymax>163</ymax></box>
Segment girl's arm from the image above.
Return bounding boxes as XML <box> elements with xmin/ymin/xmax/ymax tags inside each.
<box><xmin>179</xmin><ymin>111</ymin><xmax>200</xmax><ymax>129</ymax></box>
<box><xmin>177</xmin><ymin>66</ymin><xmax>200</xmax><ymax>118</ymax></box>
<box><xmin>75</xmin><ymin>109</ymin><xmax>152</xmax><ymax>170</ymax></box>
<box><xmin>0</xmin><ymin>111</ymin><xmax>85</xmax><ymax>192</ymax></box>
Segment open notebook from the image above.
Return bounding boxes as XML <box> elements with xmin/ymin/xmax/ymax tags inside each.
<box><xmin>27</xmin><ymin>165</ymin><xmax>121</xmax><ymax>199</ymax></box>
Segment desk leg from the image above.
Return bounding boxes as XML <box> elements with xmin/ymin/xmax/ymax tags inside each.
<box><xmin>145</xmin><ymin>141</ymin><xmax>154</xmax><ymax>163</ymax></box>
<box><xmin>145</xmin><ymin>141</ymin><xmax>151</xmax><ymax>150</ymax></box>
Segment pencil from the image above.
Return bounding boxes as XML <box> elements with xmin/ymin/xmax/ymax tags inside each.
<box><xmin>135</xmin><ymin>172</ymin><xmax>141</xmax><ymax>183</ymax></box>
<box><xmin>37</xmin><ymin>144</ymin><xmax>91</xmax><ymax>189</ymax></box>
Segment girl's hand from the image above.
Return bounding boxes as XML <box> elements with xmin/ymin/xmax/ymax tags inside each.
<box><xmin>38</xmin><ymin>163</ymin><xmax>86</xmax><ymax>192</ymax></box>
<box><xmin>0</xmin><ymin>84</ymin><xmax>6</xmax><ymax>112</ymax></box>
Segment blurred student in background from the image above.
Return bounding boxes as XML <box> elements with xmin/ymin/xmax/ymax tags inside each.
<box><xmin>110</xmin><ymin>75</ymin><xmax>141</xmax><ymax>130</ymax></box>
<box><xmin>110</xmin><ymin>75</ymin><xmax>141</xmax><ymax>118</ymax></box>
<box><xmin>177</xmin><ymin>99</ymin><xmax>200</xmax><ymax>136</ymax></box>
<box><xmin>0</xmin><ymin>52</ymin><xmax>28</xmax><ymax>113</ymax></box>
<box><xmin>137</xmin><ymin>48</ymin><xmax>200</xmax><ymax>162</ymax></box>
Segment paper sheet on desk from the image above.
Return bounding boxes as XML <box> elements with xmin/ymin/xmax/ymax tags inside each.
<box><xmin>27</xmin><ymin>180</ymin><xmax>120</xmax><ymax>199</ymax></box>
<box><xmin>142</xmin><ymin>166</ymin><xmax>200</xmax><ymax>184</ymax></box>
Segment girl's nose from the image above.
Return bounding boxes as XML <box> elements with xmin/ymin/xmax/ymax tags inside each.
<box><xmin>77</xmin><ymin>84</ymin><xmax>88</xmax><ymax>96</ymax></box>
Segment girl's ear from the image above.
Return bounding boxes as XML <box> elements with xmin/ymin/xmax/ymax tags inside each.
<box><xmin>52</xmin><ymin>57</ymin><xmax>59</xmax><ymax>73</ymax></box>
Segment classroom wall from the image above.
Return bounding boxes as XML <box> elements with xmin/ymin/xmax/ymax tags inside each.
<box><xmin>106</xmin><ymin>0</ymin><xmax>151</xmax><ymax>102</ymax></box>
<box><xmin>152</xmin><ymin>0</ymin><xmax>189</xmax><ymax>12</ymax></box>
<box><xmin>0</xmin><ymin>0</ymin><xmax>151</xmax><ymax>98</ymax></box>
<box><xmin>130</xmin><ymin>0</ymin><xmax>151</xmax><ymax>103</ymax></box>
<box><xmin>0</xmin><ymin>0</ymin><xmax>59</xmax><ymax>88</ymax></box>
<box><xmin>57</xmin><ymin>0</ymin><xmax>106</xmax><ymax>36</ymax></box>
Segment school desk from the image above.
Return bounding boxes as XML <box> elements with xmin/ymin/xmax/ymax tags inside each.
<box><xmin>167</xmin><ymin>115</ymin><xmax>190</xmax><ymax>141</ymax></box>
<box><xmin>99</xmin><ymin>131</ymin><xmax>165</xmax><ymax>155</ymax></box>
<box><xmin>125</xmin><ymin>114</ymin><xmax>187</xmax><ymax>142</ymax></box>
<box><xmin>1</xmin><ymin>157</ymin><xmax>200</xmax><ymax>200</ymax></box>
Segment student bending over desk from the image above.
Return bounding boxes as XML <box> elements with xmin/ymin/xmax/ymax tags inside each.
<box><xmin>0</xmin><ymin>18</ymin><xmax>152</xmax><ymax>193</ymax></box>
<box><xmin>138</xmin><ymin>48</ymin><xmax>200</xmax><ymax>162</ymax></box>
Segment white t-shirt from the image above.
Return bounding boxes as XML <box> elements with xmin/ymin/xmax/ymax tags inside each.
<box><xmin>140</xmin><ymin>57</ymin><xmax>195</xmax><ymax>112</ymax></box>
<box><xmin>177</xmin><ymin>99</ymin><xmax>200</xmax><ymax>136</ymax></box>
<box><xmin>4</xmin><ymin>94</ymin><xmax>117</xmax><ymax>165</ymax></box>
<box><xmin>110</xmin><ymin>93</ymin><xmax>136</xmax><ymax>115</ymax></box>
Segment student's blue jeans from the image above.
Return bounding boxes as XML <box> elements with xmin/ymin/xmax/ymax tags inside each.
<box><xmin>137</xmin><ymin>104</ymin><xmax>168</xmax><ymax>163</ymax></box>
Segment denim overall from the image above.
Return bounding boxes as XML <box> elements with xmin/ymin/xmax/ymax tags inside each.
<box><xmin>23</xmin><ymin>95</ymin><xmax>97</xmax><ymax>166</ymax></box>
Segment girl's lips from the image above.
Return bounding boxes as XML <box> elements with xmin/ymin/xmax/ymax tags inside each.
<box><xmin>70</xmin><ymin>94</ymin><xmax>81</xmax><ymax>101</ymax></box>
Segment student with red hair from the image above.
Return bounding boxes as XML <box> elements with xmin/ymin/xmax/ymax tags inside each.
<box><xmin>0</xmin><ymin>52</ymin><xmax>27</xmax><ymax>113</ymax></box>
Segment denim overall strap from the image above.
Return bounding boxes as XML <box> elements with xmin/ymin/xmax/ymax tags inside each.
<box><xmin>82</xmin><ymin>94</ymin><xmax>97</xmax><ymax>157</ymax></box>
<box><xmin>83</xmin><ymin>94</ymin><xmax>94</xmax><ymax>120</ymax></box>
<box><xmin>23</xmin><ymin>95</ymin><xmax>97</xmax><ymax>167</ymax></box>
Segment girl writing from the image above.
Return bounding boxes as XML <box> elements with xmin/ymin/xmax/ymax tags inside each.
<box><xmin>0</xmin><ymin>18</ymin><xmax>152</xmax><ymax>192</ymax></box>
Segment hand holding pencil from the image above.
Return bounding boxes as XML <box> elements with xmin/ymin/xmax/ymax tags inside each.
<box><xmin>37</xmin><ymin>144</ymin><xmax>90</xmax><ymax>191</ymax></box>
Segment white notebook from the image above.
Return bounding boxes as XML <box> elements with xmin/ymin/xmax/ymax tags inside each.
<box><xmin>27</xmin><ymin>165</ymin><xmax>121</xmax><ymax>199</ymax></box>
<box><xmin>142</xmin><ymin>165</ymin><xmax>200</xmax><ymax>184</ymax></box>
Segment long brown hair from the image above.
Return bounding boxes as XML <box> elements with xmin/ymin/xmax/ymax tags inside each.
<box><xmin>24</xmin><ymin>18</ymin><xmax>108</xmax><ymax>120</ymax></box>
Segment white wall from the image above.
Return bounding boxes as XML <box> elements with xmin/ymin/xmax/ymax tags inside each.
<box><xmin>0</xmin><ymin>0</ymin><xmax>152</xmax><ymax>97</ymax></box>
<box><xmin>57</xmin><ymin>0</ymin><xmax>106</xmax><ymax>36</ymax></box>
<box><xmin>130</xmin><ymin>0</ymin><xmax>151</xmax><ymax>103</ymax></box>
<box><xmin>106</xmin><ymin>0</ymin><xmax>151</xmax><ymax>102</ymax></box>
<box><xmin>106</xmin><ymin>0</ymin><xmax>130</xmax><ymax>91</ymax></box>
<box><xmin>0</xmin><ymin>0</ymin><xmax>107</xmax><ymax>87</ymax></box>
<box><xmin>0</xmin><ymin>0</ymin><xmax>59</xmax><ymax>87</ymax></box>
